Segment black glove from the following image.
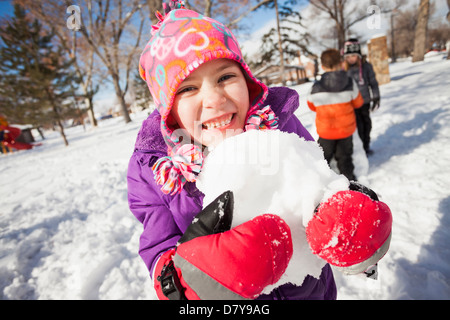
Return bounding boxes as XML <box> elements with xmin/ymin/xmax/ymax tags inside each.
<box><xmin>370</xmin><ymin>97</ymin><xmax>380</xmax><ymax>111</ymax></box>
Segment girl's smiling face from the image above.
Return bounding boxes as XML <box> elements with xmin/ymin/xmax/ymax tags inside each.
<box><xmin>170</xmin><ymin>59</ymin><xmax>250</xmax><ymax>148</ymax></box>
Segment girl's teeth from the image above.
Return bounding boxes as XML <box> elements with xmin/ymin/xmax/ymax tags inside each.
<box><xmin>203</xmin><ymin>115</ymin><xmax>232</xmax><ymax>129</ymax></box>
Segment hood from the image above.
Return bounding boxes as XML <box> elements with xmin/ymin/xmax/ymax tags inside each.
<box><xmin>319</xmin><ymin>71</ymin><xmax>352</xmax><ymax>93</ymax></box>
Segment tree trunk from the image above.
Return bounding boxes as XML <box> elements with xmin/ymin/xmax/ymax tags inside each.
<box><xmin>336</xmin><ymin>0</ymin><xmax>346</xmax><ymax>49</ymax></box>
<box><xmin>80</xmin><ymin>79</ymin><xmax>97</xmax><ymax>126</ymax></box>
<box><xmin>57</xmin><ymin>121</ymin><xmax>69</xmax><ymax>146</ymax></box>
<box><xmin>112</xmin><ymin>73</ymin><xmax>132</xmax><ymax>123</ymax></box>
<box><xmin>85</xmin><ymin>97</ymin><xmax>97</xmax><ymax>126</ymax></box>
<box><xmin>204</xmin><ymin>0</ymin><xmax>212</xmax><ymax>17</ymax></box>
<box><xmin>274</xmin><ymin>0</ymin><xmax>285</xmax><ymax>86</ymax></box>
<box><xmin>390</xmin><ymin>12</ymin><xmax>397</xmax><ymax>63</ymax></box>
<box><xmin>45</xmin><ymin>86</ymin><xmax>69</xmax><ymax>146</ymax></box>
<box><xmin>336</xmin><ymin>22</ymin><xmax>345</xmax><ymax>49</ymax></box>
<box><xmin>53</xmin><ymin>105</ymin><xmax>69</xmax><ymax>146</ymax></box>
<box><xmin>412</xmin><ymin>0</ymin><xmax>430</xmax><ymax>62</ymax></box>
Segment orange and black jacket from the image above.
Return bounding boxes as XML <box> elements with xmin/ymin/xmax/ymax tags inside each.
<box><xmin>307</xmin><ymin>70</ymin><xmax>364</xmax><ymax>140</ymax></box>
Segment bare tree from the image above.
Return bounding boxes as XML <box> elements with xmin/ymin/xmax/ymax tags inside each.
<box><xmin>389</xmin><ymin>7</ymin><xmax>417</xmax><ymax>58</ymax></box>
<box><xmin>76</xmin><ymin>0</ymin><xmax>146</xmax><ymax>123</ymax></box>
<box><xmin>309</xmin><ymin>0</ymin><xmax>374</xmax><ymax>49</ymax></box>
<box><xmin>412</xmin><ymin>0</ymin><xmax>430</xmax><ymax>62</ymax></box>
<box><xmin>17</xmin><ymin>0</ymin><xmax>99</xmax><ymax>127</ymax></box>
<box><xmin>254</xmin><ymin>1</ymin><xmax>311</xmax><ymax>84</ymax></box>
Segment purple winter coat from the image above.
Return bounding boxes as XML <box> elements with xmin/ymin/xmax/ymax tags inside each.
<box><xmin>127</xmin><ymin>86</ymin><xmax>337</xmax><ymax>300</ymax></box>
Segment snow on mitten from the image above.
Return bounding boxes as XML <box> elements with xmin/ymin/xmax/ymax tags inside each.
<box><xmin>306</xmin><ymin>182</ymin><xmax>392</xmax><ymax>275</ymax></box>
<box><xmin>154</xmin><ymin>191</ymin><xmax>293</xmax><ymax>300</ymax></box>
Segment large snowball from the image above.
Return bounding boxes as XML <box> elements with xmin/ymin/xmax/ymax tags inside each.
<box><xmin>197</xmin><ymin>130</ymin><xmax>349</xmax><ymax>292</ymax></box>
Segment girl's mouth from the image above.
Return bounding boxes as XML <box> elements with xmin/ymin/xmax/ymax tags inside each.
<box><xmin>202</xmin><ymin>113</ymin><xmax>235</xmax><ymax>130</ymax></box>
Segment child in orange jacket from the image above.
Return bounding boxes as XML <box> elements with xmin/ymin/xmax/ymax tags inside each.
<box><xmin>307</xmin><ymin>49</ymin><xmax>364</xmax><ymax>181</ymax></box>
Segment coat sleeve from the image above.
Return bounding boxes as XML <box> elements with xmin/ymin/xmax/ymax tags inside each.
<box><xmin>306</xmin><ymin>88</ymin><xmax>317</xmax><ymax>112</ymax></box>
<box><xmin>280</xmin><ymin>114</ymin><xmax>315</xmax><ymax>142</ymax></box>
<box><xmin>366</xmin><ymin>62</ymin><xmax>380</xmax><ymax>100</ymax></box>
<box><xmin>307</xmin><ymin>99</ymin><xmax>316</xmax><ymax>112</ymax></box>
<box><xmin>127</xmin><ymin>152</ymin><xmax>182</xmax><ymax>277</ymax></box>
<box><xmin>350</xmin><ymin>79</ymin><xmax>365</xmax><ymax>109</ymax></box>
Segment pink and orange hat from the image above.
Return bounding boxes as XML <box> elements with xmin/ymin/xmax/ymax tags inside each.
<box><xmin>139</xmin><ymin>1</ymin><xmax>277</xmax><ymax>195</ymax></box>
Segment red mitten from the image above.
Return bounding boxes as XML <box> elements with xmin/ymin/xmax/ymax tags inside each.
<box><xmin>154</xmin><ymin>191</ymin><xmax>293</xmax><ymax>300</ymax></box>
<box><xmin>306</xmin><ymin>182</ymin><xmax>392</xmax><ymax>275</ymax></box>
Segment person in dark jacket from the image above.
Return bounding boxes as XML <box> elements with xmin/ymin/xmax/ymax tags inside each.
<box><xmin>343</xmin><ymin>38</ymin><xmax>380</xmax><ymax>155</ymax></box>
<box><xmin>307</xmin><ymin>49</ymin><xmax>364</xmax><ymax>181</ymax></box>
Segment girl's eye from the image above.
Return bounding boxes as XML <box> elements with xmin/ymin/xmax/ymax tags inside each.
<box><xmin>218</xmin><ymin>74</ymin><xmax>235</xmax><ymax>83</ymax></box>
<box><xmin>177</xmin><ymin>86</ymin><xmax>196</xmax><ymax>95</ymax></box>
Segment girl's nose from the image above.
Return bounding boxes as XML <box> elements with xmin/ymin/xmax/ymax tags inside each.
<box><xmin>202</xmin><ymin>87</ymin><xmax>226</xmax><ymax>110</ymax></box>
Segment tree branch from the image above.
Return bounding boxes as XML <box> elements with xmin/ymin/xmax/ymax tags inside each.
<box><xmin>227</xmin><ymin>0</ymin><xmax>272</xmax><ymax>28</ymax></box>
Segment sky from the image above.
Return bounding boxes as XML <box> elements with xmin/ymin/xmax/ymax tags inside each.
<box><xmin>0</xmin><ymin>0</ymin><xmax>12</xmax><ymax>16</ymax></box>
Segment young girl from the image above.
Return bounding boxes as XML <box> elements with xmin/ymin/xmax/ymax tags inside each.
<box><xmin>343</xmin><ymin>38</ymin><xmax>380</xmax><ymax>155</ymax></box>
<box><xmin>128</xmin><ymin>1</ymin><xmax>391</xmax><ymax>300</ymax></box>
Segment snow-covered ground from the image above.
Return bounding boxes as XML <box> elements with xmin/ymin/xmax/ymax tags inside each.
<box><xmin>1</xmin><ymin>52</ymin><xmax>449</xmax><ymax>300</ymax></box>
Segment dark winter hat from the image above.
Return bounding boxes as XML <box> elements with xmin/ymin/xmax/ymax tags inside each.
<box><xmin>343</xmin><ymin>38</ymin><xmax>362</xmax><ymax>57</ymax></box>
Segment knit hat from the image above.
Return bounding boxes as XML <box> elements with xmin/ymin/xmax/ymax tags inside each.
<box><xmin>343</xmin><ymin>38</ymin><xmax>362</xmax><ymax>57</ymax></box>
<box><xmin>306</xmin><ymin>190</ymin><xmax>392</xmax><ymax>274</ymax></box>
<box><xmin>139</xmin><ymin>1</ymin><xmax>278</xmax><ymax>195</ymax></box>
